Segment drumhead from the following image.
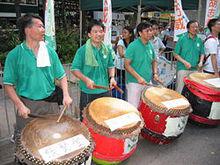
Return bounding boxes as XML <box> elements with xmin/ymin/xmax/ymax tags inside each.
<box><xmin>17</xmin><ymin>115</ymin><xmax>93</xmax><ymax>164</ymax></box>
<box><xmin>85</xmin><ymin>97</ymin><xmax>143</xmax><ymax>138</ymax></box>
<box><xmin>143</xmin><ymin>87</ymin><xmax>191</xmax><ymax>116</ymax></box>
<box><xmin>189</xmin><ymin>72</ymin><xmax>219</xmax><ymax>89</ymax></box>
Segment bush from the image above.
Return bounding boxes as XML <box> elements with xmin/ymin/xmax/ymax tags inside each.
<box><xmin>56</xmin><ymin>28</ymin><xmax>80</xmax><ymax>64</ymax></box>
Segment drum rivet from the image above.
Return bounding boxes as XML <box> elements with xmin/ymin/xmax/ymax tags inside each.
<box><xmin>155</xmin><ymin>115</ymin><xmax>160</xmax><ymax>122</ymax></box>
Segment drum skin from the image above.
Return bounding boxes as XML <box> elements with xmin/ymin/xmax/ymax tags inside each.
<box><xmin>15</xmin><ymin>115</ymin><xmax>94</xmax><ymax>165</ymax></box>
<box><xmin>83</xmin><ymin>97</ymin><xmax>142</xmax><ymax>164</ymax></box>
<box><xmin>183</xmin><ymin>74</ymin><xmax>220</xmax><ymax>126</ymax></box>
<box><xmin>139</xmin><ymin>87</ymin><xmax>190</xmax><ymax>144</ymax></box>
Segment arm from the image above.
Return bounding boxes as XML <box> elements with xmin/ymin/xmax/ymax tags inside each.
<box><xmin>210</xmin><ymin>54</ymin><xmax>219</xmax><ymax>77</ymax></box>
<box><xmin>4</xmin><ymin>85</ymin><xmax>30</xmax><ymax>118</ymax></box>
<box><xmin>108</xmin><ymin>67</ymin><xmax>116</xmax><ymax>88</ymax></box>
<box><xmin>117</xmin><ymin>45</ymin><xmax>125</xmax><ymax>58</ymax></box>
<box><xmin>124</xmin><ymin>59</ymin><xmax>146</xmax><ymax>85</ymax></box>
<box><xmin>59</xmin><ymin>76</ymin><xmax>72</xmax><ymax>107</ymax></box>
<box><xmin>174</xmin><ymin>53</ymin><xmax>191</xmax><ymax>69</ymax></box>
<box><xmin>152</xmin><ymin>60</ymin><xmax>160</xmax><ymax>82</ymax></box>
<box><xmin>72</xmin><ymin>70</ymin><xmax>94</xmax><ymax>89</ymax></box>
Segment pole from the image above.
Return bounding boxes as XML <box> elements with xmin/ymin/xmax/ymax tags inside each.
<box><xmin>79</xmin><ymin>0</ymin><xmax>82</xmax><ymax>47</ymax></box>
<box><xmin>136</xmin><ymin>0</ymin><xmax>142</xmax><ymax>26</ymax></box>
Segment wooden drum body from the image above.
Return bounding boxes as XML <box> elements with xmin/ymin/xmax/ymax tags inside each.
<box><xmin>15</xmin><ymin>115</ymin><xmax>94</xmax><ymax>165</ymax></box>
<box><xmin>139</xmin><ymin>87</ymin><xmax>191</xmax><ymax>144</ymax></box>
<box><xmin>83</xmin><ymin>97</ymin><xmax>143</xmax><ymax>165</ymax></box>
<box><xmin>182</xmin><ymin>72</ymin><xmax>220</xmax><ymax>126</ymax></box>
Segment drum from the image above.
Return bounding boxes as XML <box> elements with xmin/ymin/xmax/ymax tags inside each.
<box><xmin>182</xmin><ymin>72</ymin><xmax>220</xmax><ymax>126</ymax></box>
<box><xmin>15</xmin><ymin>115</ymin><xmax>94</xmax><ymax>165</ymax></box>
<box><xmin>139</xmin><ymin>87</ymin><xmax>191</xmax><ymax>144</ymax></box>
<box><xmin>158</xmin><ymin>56</ymin><xmax>176</xmax><ymax>87</ymax></box>
<box><xmin>83</xmin><ymin>97</ymin><xmax>143</xmax><ymax>165</ymax></box>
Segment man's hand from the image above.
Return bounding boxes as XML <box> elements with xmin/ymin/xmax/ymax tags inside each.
<box><xmin>184</xmin><ymin>61</ymin><xmax>191</xmax><ymax>69</ymax></box>
<box><xmin>137</xmin><ymin>76</ymin><xmax>147</xmax><ymax>85</ymax></box>
<box><xmin>109</xmin><ymin>77</ymin><xmax>117</xmax><ymax>89</ymax></box>
<box><xmin>18</xmin><ymin>105</ymin><xmax>30</xmax><ymax>119</ymax></box>
<box><xmin>85</xmin><ymin>78</ymin><xmax>95</xmax><ymax>89</ymax></box>
<box><xmin>63</xmin><ymin>95</ymin><xmax>72</xmax><ymax>108</ymax></box>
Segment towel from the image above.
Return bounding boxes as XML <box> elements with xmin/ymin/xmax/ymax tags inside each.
<box><xmin>85</xmin><ymin>39</ymin><xmax>109</xmax><ymax>67</ymax></box>
<box><xmin>37</xmin><ymin>41</ymin><xmax>51</xmax><ymax>67</ymax></box>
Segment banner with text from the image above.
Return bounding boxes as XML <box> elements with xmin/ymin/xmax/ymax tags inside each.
<box><xmin>174</xmin><ymin>0</ymin><xmax>189</xmax><ymax>41</ymax></box>
<box><xmin>205</xmin><ymin>0</ymin><xmax>220</xmax><ymax>27</ymax></box>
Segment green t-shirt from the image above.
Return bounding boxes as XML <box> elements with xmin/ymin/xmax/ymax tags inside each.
<box><xmin>174</xmin><ymin>33</ymin><xmax>205</xmax><ymax>71</ymax></box>
<box><xmin>3</xmin><ymin>42</ymin><xmax>65</xmax><ymax>100</ymax></box>
<box><xmin>125</xmin><ymin>38</ymin><xmax>156</xmax><ymax>83</ymax></box>
<box><xmin>71</xmin><ymin>44</ymin><xmax>114</xmax><ymax>94</ymax></box>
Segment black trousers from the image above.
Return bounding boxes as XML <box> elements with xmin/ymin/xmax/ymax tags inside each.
<box><xmin>79</xmin><ymin>91</ymin><xmax>111</xmax><ymax>121</ymax></box>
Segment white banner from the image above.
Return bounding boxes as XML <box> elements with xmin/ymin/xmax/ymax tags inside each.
<box><xmin>45</xmin><ymin>0</ymin><xmax>56</xmax><ymax>50</ymax></box>
<box><xmin>174</xmin><ymin>0</ymin><xmax>189</xmax><ymax>41</ymax></box>
<box><xmin>205</xmin><ymin>0</ymin><xmax>220</xmax><ymax>27</ymax></box>
<box><xmin>103</xmin><ymin>0</ymin><xmax>112</xmax><ymax>46</ymax></box>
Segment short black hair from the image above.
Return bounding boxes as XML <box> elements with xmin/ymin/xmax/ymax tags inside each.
<box><xmin>136</xmin><ymin>22</ymin><xmax>152</xmax><ymax>36</ymax></box>
<box><xmin>150</xmin><ymin>20</ymin><xmax>159</xmax><ymax>26</ymax></box>
<box><xmin>186</xmin><ymin>20</ymin><xmax>198</xmax><ymax>29</ymax></box>
<box><xmin>17</xmin><ymin>13</ymin><xmax>43</xmax><ymax>41</ymax></box>
<box><xmin>87</xmin><ymin>20</ymin><xmax>105</xmax><ymax>33</ymax></box>
<box><xmin>207</xmin><ymin>18</ymin><xmax>220</xmax><ymax>32</ymax></box>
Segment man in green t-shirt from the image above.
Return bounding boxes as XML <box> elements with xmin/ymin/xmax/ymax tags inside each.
<box><xmin>125</xmin><ymin>22</ymin><xmax>159</xmax><ymax>108</ymax></box>
<box><xmin>174</xmin><ymin>20</ymin><xmax>205</xmax><ymax>93</ymax></box>
<box><xmin>3</xmin><ymin>14</ymin><xmax>72</xmax><ymax>134</ymax></box>
<box><xmin>71</xmin><ymin>20</ymin><xmax>116</xmax><ymax>121</ymax></box>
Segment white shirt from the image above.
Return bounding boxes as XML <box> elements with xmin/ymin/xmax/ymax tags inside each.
<box><xmin>204</xmin><ymin>35</ymin><xmax>220</xmax><ymax>72</ymax></box>
<box><xmin>150</xmin><ymin>36</ymin><xmax>166</xmax><ymax>60</ymax></box>
<box><xmin>164</xmin><ymin>29</ymin><xmax>175</xmax><ymax>49</ymax></box>
<box><xmin>114</xmin><ymin>39</ymin><xmax>126</xmax><ymax>70</ymax></box>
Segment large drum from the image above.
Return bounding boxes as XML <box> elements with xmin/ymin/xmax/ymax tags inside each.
<box><xmin>182</xmin><ymin>72</ymin><xmax>220</xmax><ymax>126</ymax></box>
<box><xmin>83</xmin><ymin>97</ymin><xmax>143</xmax><ymax>165</ymax></box>
<box><xmin>15</xmin><ymin>115</ymin><xmax>94</xmax><ymax>165</ymax></box>
<box><xmin>139</xmin><ymin>87</ymin><xmax>191</xmax><ymax>144</ymax></box>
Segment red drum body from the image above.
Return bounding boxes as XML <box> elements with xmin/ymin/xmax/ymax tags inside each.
<box><xmin>182</xmin><ymin>73</ymin><xmax>220</xmax><ymax>126</ymax></box>
<box><xmin>83</xmin><ymin>97</ymin><xmax>143</xmax><ymax>165</ymax></box>
<box><xmin>139</xmin><ymin>87</ymin><xmax>191</xmax><ymax>144</ymax></box>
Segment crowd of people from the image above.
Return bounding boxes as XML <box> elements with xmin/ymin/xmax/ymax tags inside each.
<box><xmin>2</xmin><ymin>14</ymin><xmax>220</xmax><ymax>147</ymax></box>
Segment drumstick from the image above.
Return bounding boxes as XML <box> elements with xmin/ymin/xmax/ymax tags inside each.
<box><xmin>93</xmin><ymin>84</ymin><xmax>110</xmax><ymax>90</ymax></box>
<box><xmin>57</xmin><ymin>105</ymin><xmax>67</xmax><ymax>123</ymax></box>
<box><xmin>113</xmin><ymin>84</ymin><xmax>124</xmax><ymax>94</ymax></box>
<box><xmin>28</xmin><ymin>113</ymin><xmax>46</xmax><ymax>119</ymax></box>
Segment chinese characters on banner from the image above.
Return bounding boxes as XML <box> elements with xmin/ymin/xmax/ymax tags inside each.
<box><xmin>205</xmin><ymin>0</ymin><xmax>220</xmax><ymax>27</ymax></box>
<box><xmin>174</xmin><ymin>0</ymin><xmax>189</xmax><ymax>41</ymax></box>
<box><xmin>103</xmin><ymin>0</ymin><xmax>112</xmax><ymax>46</ymax></box>
<box><xmin>45</xmin><ymin>0</ymin><xmax>56</xmax><ymax>50</ymax></box>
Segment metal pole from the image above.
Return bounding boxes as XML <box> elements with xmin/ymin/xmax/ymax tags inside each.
<box><xmin>79</xmin><ymin>0</ymin><xmax>82</xmax><ymax>47</ymax></box>
<box><xmin>197</xmin><ymin>0</ymin><xmax>202</xmax><ymax>23</ymax></box>
<box><xmin>136</xmin><ymin>0</ymin><xmax>142</xmax><ymax>26</ymax></box>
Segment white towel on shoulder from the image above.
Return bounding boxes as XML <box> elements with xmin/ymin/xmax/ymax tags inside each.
<box><xmin>37</xmin><ymin>41</ymin><xmax>51</xmax><ymax>67</ymax></box>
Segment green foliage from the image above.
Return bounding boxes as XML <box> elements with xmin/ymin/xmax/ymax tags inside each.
<box><xmin>56</xmin><ymin>28</ymin><xmax>80</xmax><ymax>64</ymax></box>
<box><xmin>0</xmin><ymin>28</ymin><xmax>20</xmax><ymax>65</ymax></box>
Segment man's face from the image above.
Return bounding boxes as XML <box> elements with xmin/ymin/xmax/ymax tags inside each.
<box><xmin>152</xmin><ymin>25</ymin><xmax>159</xmax><ymax>36</ymax></box>
<box><xmin>213</xmin><ymin>21</ymin><xmax>220</xmax><ymax>33</ymax></box>
<box><xmin>188</xmin><ymin>22</ymin><xmax>199</xmax><ymax>35</ymax></box>
<box><xmin>26</xmin><ymin>18</ymin><xmax>45</xmax><ymax>41</ymax></box>
<box><xmin>139</xmin><ymin>27</ymin><xmax>153</xmax><ymax>41</ymax></box>
<box><xmin>88</xmin><ymin>25</ymin><xmax>105</xmax><ymax>44</ymax></box>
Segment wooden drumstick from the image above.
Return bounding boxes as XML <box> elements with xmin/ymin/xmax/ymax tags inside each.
<box><xmin>113</xmin><ymin>84</ymin><xmax>124</xmax><ymax>94</ymax></box>
<box><xmin>93</xmin><ymin>84</ymin><xmax>110</xmax><ymax>90</ymax></box>
<box><xmin>57</xmin><ymin>105</ymin><xmax>67</xmax><ymax>123</ymax></box>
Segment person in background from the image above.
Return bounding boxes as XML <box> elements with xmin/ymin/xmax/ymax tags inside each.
<box><xmin>71</xmin><ymin>20</ymin><xmax>116</xmax><ymax>121</ymax></box>
<box><xmin>150</xmin><ymin>21</ymin><xmax>166</xmax><ymax>84</ymax></box>
<box><xmin>174</xmin><ymin>20</ymin><xmax>205</xmax><ymax>93</ymax></box>
<box><xmin>3</xmin><ymin>14</ymin><xmax>72</xmax><ymax>135</ymax></box>
<box><xmin>125</xmin><ymin>22</ymin><xmax>159</xmax><ymax>108</ymax></box>
<box><xmin>203</xmin><ymin>18</ymin><xmax>220</xmax><ymax>77</ymax></box>
<box><xmin>114</xmin><ymin>26</ymin><xmax>134</xmax><ymax>100</ymax></box>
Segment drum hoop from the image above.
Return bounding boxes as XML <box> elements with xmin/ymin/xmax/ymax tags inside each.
<box><xmin>141</xmin><ymin>90</ymin><xmax>192</xmax><ymax>116</ymax></box>
<box><xmin>15</xmin><ymin>124</ymin><xmax>94</xmax><ymax>164</ymax></box>
<box><xmin>84</xmin><ymin>104</ymin><xmax>144</xmax><ymax>139</ymax></box>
